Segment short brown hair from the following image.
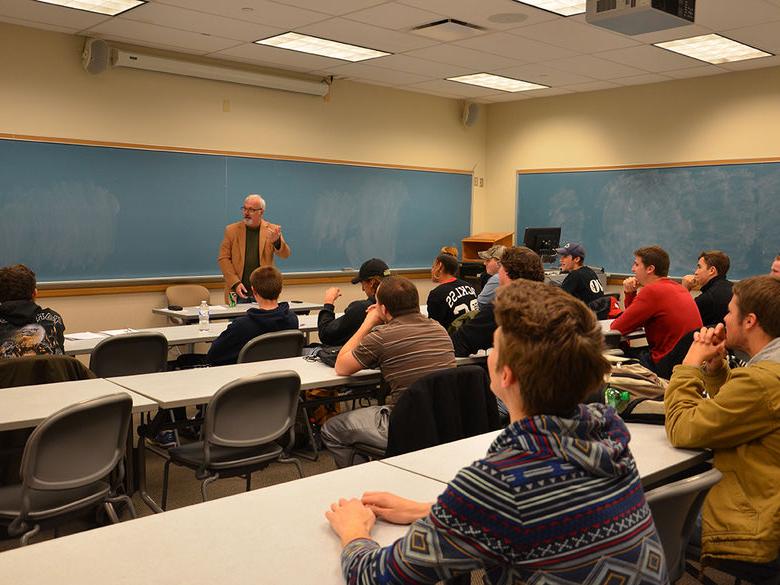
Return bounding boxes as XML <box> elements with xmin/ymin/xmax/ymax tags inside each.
<box><xmin>250</xmin><ymin>266</ymin><xmax>283</xmax><ymax>300</ymax></box>
<box><xmin>732</xmin><ymin>276</ymin><xmax>780</xmax><ymax>338</ymax></box>
<box><xmin>376</xmin><ymin>276</ymin><xmax>419</xmax><ymax>318</ymax></box>
<box><xmin>436</xmin><ymin>253</ymin><xmax>459</xmax><ymax>276</ymax></box>
<box><xmin>699</xmin><ymin>250</ymin><xmax>730</xmax><ymax>277</ymax></box>
<box><xmin>500</xmin><ymin>246</ymin><xmax>545</xmax><ymax>282</ymax></box>
<box><xmin>634</xmin><ymin>245</ymin><xmax>670</xmax><ymax>277</ymax></box>
<box><xmin>0</xmin><ymin>264</ymin><xmax>36</xmax><ymax>302</ymax></box>
<box><xmin>494</xmin><ymin>280</ymin><xmax>610</xmax><ymax>416</ymax></box>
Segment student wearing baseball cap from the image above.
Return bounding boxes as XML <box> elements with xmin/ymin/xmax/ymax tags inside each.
<box><xmin>555</xmin><ymin>242</ymin><xmax>605</xmax><ymax>306</ymax></box>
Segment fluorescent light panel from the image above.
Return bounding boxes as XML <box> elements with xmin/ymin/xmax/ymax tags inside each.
<box><xmin>655</xmin><ymin>34</ymin><xmax>772</xmax><ymax>64</ymax></box>
<box><xmin>256</xmin><ymin>32</ymin><xmax>390</xmax><ymax>62</ymax></box>
<box><xmin>447</xmin><ymin>73</ymin><xmax>549</xmax><ymax>93</ymax></box>
<box><xmin>34</xmin><ymin>0</ymin><xmax>145</xmax><ymax>16</ymax></box>
<box><xmin>512</xmin><ymin>0</ymin><xmax>586</xmax><ymax>16</ymax></box>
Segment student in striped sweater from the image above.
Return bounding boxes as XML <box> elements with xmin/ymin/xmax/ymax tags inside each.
<box><xmin>326</xmin><ymin>280</ymin><xmax>669</xmax><ymax>585</ymax></box>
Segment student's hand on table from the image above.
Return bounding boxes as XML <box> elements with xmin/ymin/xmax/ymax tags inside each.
<box><xmin>234</xmin><ymin>283</ymin><xmax>249</xmax><ymax>298</ymax></box>
<box><xmin>681</xmin><ymin>274</ymin><xmax>697</xmax><ymax>291</ymax></box>
<box><xmin>324</xmin><ymin>287</ymin><xmax>342</xmax><ymax>305</ymax></box>
<box><xmin>623</xmin><ymin>277</ymin><xmax>638</xmax><ymax>294</ymax></box>
<box><xmin>683</xmin><ymin>324</ymin><xmax>727</xmax><ymax>373</ymax></box>
<box><xmin>326</xmin><ymin>498</ymin><xmax>376</xmax><ymax>546</ymax></box>
<box><xmin>362</xmin><ymin>492</ymin><xmax>432</xmax><ymax>525</ymax></box>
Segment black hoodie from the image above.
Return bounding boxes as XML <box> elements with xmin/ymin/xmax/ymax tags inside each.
<box><xmin>206</xmin><ymin>302</ymin><xmax>299</xmax><ymax>366</ymax></box>
<box><xmin>0</xmin><ymin>300</ymin><xmax>66</xmax><ymax>359</ymax></box>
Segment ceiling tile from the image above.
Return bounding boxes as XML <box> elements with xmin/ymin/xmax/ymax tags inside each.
<box><xmin>0</xmin><ymin>0</ymin><xmax>110</xmax><ymax>30</ymax></box>
<box><xmin>455</xmin><ymin>31</ymin><xmax>578</xmax><ymax>63</ymax></box>
<box><xmin>663</xmin><ymin>65</ymin><xmax>726</xmax><ymax>79</ymax></box>
<box><xmin>155</xmin><ymin>0</ymin><xmax>330</xmax><ymax>29</ymax></box>
<box><xmin>345</xmin><ymin>2</ymin><xmax>447</xmax><ymax>30</ymax></box>
<box><xmin>367</xmin><ymin>53</ymin><xmax>474</xmax><ymax>77</ymax></box>
<box><xmin>509</xmin><ymin>18</ymin><xmax>641</xmax><ymax>53</ymax></box>
<box><xmin>560</xmin><ymin>80</ymin><xmax>620</xmax><ymax>92</ymax></box>
<box><xmin>121</xmin><ymin>3</ymin><xmax>283</xmax><ymax>42</ymax></box>
<box><xmin>613</xmin><ymin>73</ymin><xmax>672</xmax><ymax>86</ymax></box>
<box><xmin>407</xmin><ymin>78</ymin><xmax>503</xmax><ymax>98</ymax></box>
<box><xmin>723</xmin><ymin>21</ymin><xmax>780</xmax><ymax>53</ymax></box>
<box><xmin>545</xmin><ymin>54</ymin><xmax>644</xmax><ymax>80</ymax></box>
<box><xmin>404</xmin><ymin>44</ymin><xmax>521</xmax><ymax>70</ymax></box>
<box><xmin>85</xmin><ymin>18</ymin><xmax>243</xmax><ymax>53</ymax></box>
<box><xmin>312</xmin><ymin>62</ymin><xmax>430</xmax><ymax>84</ymax></box>
<box><xmin>297</xmin><ymin>17</ymin><xmax>439</xmax><ymax>53</ymax></box>
<box><xmin>398</xmin><ymin>0</ymin><xmax>559</xmax><ymax>30</ymax></box>
<box><xmin>596</xmin><ymin>44</ymin><xmax>703</xmax><ymax>73</ymax></box>
<box><xmin>272</xmin><ymin>0</ymin><xmax>386</xmax><ymax>17</ymax></box>
<box><xmin>213</xmin><ymin>42</ymin><xmax>346</xmax><ymax>72</ymax></box>
<box><xmin>695</xmin><ymin>0</ymin><xmax>780</xmax><ymax>30</ymax></box>
<box><xmin>629</xmin><ymin>23</ymin><xmax>713</xmax><ymax>45</ymax></box>
<box><xmin>492</xmin><ymin>62</ymin><xmax>596</xmax><ymax>86</ymax></box>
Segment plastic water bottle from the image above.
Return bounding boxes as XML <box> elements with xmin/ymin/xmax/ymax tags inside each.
<box><xmin>604</xmin><ymin>386</ymin><xmax>630</xmax><ymax>413</ymax></box>
<box><xmin>198</xmin><ymin>300</ymin><xmax>210</xmax><ymax>332</ymax></box>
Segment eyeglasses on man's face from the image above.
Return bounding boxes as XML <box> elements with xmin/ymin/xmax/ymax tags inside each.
<box><xmin>240</xmin><ymin>206</ymin><xmax>263</xmax><ymax>213</ymax></box>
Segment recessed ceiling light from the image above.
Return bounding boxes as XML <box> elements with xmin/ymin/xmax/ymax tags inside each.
<box><xmin>33</xmin><ymin>0</ymin><xmax>145</xmax><ymax>16</ymax></box>
<box><xmin>447</xmin><ymin>73</ymin><xmax>549</xmax><ymax>93</ymax></box>
<box><xmin>511</xmin><ymin>1</ymin><xmax>586</xmax><ymax>17</ymax></box>
<box><xmin>654</xmin><ymin>34</ymin><xmax>772</xmax><ymax>64</ymax></box>
<box><xmin>256</xmin><ymin>32</ymin><xmax>390</xmax><ymax>62</ymax></box>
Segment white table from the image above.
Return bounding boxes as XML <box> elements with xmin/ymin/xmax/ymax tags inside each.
<box><xmin>380</xmin><ymin>422</ymin><xmax>709</xmax><ymax>490</ymax></box>
<box><xmin>64</xmin><ymin>314</ymin><xmax>321</xmax><ymax>356</ymax></box>
<box><xmin>152</xmin><ymin>300</ymin><xmax>323</xmax><ymax>323</ymax></box>
<box><xmin>0</xmin><ymin>462</ymin><xmax>445</xmax><ymax>585</ymax></box>
<box><xmin>0</xmin><ymin>378</ymin><xmax>157</xmax><ymax>432</ymax></box>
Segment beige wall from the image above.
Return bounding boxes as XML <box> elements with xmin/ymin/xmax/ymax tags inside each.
<box><xmin>0</xmin><ymin>23</ymin><xmax>480</xmax><ymax>332</ymax></box>
<box><xmin>483</xmin><ymin>66</ymin><xmax>780</xmax><ymax>235</ymax></box>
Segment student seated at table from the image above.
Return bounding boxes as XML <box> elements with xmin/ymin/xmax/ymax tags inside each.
<box><xmin>321</xmin><ymin>276</ymin><xmax>455</xmax><ymax>468</ymax></box>
<box><xmin>0</xmin><ymin>264</ymin><xmax>65</xmax><ymax>359</ymax></box>
<box><xmin>206</xmin><ymin>266</ymin><xmax>298</xmax><ymax>366</ymax></box>
<box><xmin>665</xmin><ymin>275</ymin><xmax>780</xmax><ymax>584</ymax></box>
<box><xmin>426</xmin><ymin>251</ymin><xmax>477</xmax><ymax>330</ymax></box>
<box><xmin>326</xmin><ymin>280</ymin><xmax>668</xmax><ymax>585</ymax></box>
<box><xmin>681</xmin><ymin>250</ymin><xmax>733</xmax><ymax>326</ymax></box>
<box><xmin>611</xmin><ymin>245</ymin><xmax>702</xmax><ymax>372</ymax></box>
<box><xmin>450</xmin><ymin>246</ymin><xmax>544</xmax><ymax>357</ymax></box>
<box><xmin>317</xmin><ymin>258</ymin><xmax>390</xmax><ymax>347</ymax></box>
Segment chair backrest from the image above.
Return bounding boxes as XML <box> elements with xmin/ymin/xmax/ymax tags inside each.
<box><xmin>385</xmin><ymin>365</ymin><xmax>501</xmax><ymax>457</ymax></box>
<box><xmin>237</xmin><ymin>330</ymin><xmax>305</xmax><ymax>364</ymax></box>
<box><xmin>0</xmin><ymin>355</ymin><xmax>95</xmax><ymax>389</ymax></box>
<box><xmin>89</xmin><ymin>332</ymin><xmax>168</xmax><ymax>378</ymax></box>
<box><xmin>645</xmin><ymin>467</ymin><xmax>723</xmax><ymax>581</ymax></box>
<box><xmin>165</xmin><ymin>284</ymin><xmax>210</xmax><ymax>307</ymax></box>
<box><xmin>587</xmin><ymin>296</ymin><xmax>612</xmax><ymax>320</ymax></box>
<box><xmin>203</xmin><ymin>371</ymin><xmax>301</xmax><ymax>461</ymax></box>
<box><xmin>20</xmin><ymin>393</ymin><xmax>132</xmax><ymax>492</ymax></box>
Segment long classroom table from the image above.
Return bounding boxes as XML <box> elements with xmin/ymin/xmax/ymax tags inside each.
<box><xmin>152</xmin><ymin>299</ymin><xmax>323</xmax><ymax>323</ymax></box>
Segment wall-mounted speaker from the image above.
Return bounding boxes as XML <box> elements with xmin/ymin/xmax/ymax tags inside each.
<box><xmin>462</xmin><ymin>102</ymin><xmax>480</xmax><ymax>128</ymax></box>
<box><xmin>82</xmin><ymin>38</ymin><xmax>111</xmax><ymax>75</ymax></box>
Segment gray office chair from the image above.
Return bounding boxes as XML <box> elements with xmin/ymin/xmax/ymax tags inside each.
<box><xmin>236</xmin><ymin>330</ymin><xmax>305</xmax><ymax>364</ymax></box>
<box><xmin>645</xmin><ymin>467</ymin><xmax>723</xmax><ymax>582</ymax></box>
<box><xmin>165</xmin><ymin>285</ymin><xmax>210</xmax><ymax>324</ymax></box>
<box><xmin>0</xmin><ymin>393</ymin><xmax>135</xmax><ymax>546</ymax></box>
<box><xmin>160</xmin><ymin>371</ymin><xmax>304</xmax><ymax>509</ymax></box>
<box><xmin>89</xmin><ymin>332</ymin><xmax>168</xmax><ymax>378</ymax></box>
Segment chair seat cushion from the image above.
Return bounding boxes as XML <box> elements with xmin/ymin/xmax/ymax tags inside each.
<box><xmin>0</xmin><ymin>481</ymin><xmax>110</xmax><ymax>521</ymax></box>
<box><xmin>168</xmin><ymin>441</ymin><xmax>284</xmax><ymax>470</ymax></box>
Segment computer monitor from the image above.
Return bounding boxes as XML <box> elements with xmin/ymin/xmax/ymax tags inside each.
<box><xmin>523</xmin><ymin>227</ymin><xmax>561</xmax><ymax>263</ymax></box>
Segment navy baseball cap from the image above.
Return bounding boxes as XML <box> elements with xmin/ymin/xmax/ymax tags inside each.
<box><xmin>555</xmin><ymin>242</ymin><xmax>586</xmax><ymax>259</ymax></box>
<box><xmin>352</xmin><ymin>258</ymin><xmax>390</xmax><ymax>284</ymax></box>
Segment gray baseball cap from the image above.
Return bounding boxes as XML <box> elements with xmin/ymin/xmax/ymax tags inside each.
<box><xmin>478</xmin><ymin>245</ymin><xmax>506</xmax><ymax>260</ymax></box>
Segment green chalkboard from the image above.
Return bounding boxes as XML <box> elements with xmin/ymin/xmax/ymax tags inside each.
<box><xmin>517</xmin><ymin>162</ymin><xmax>780</xmax><ymax>279</ymax></box>
<box><xmin>0</xmin><ymin>138</ymin><xmax>472</xmax><ymax>282</ymax></box>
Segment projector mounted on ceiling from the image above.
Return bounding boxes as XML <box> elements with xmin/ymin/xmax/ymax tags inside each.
<box><xmin>586</xmin><ymin>0</ymin><xmax>695</xmax><ymax>36</ymax></box>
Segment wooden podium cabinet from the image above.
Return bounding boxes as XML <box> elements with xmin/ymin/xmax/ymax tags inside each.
<box><xmin>461</xmin><ymin>232</ymin><xmax>514</xmax><ymax>262</ymax></box>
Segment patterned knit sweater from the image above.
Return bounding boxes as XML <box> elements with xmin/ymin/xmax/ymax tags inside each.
<box><xmin>341</xmin><ymin>403</ymin><xmax>669</xmax><ymax>585</ymax></box>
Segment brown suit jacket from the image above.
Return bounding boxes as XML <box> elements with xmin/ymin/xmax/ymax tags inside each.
<box><xmin>217</xmin><ymin>220</ymin><xmax>291</xmax><ymax>301</ymax></box>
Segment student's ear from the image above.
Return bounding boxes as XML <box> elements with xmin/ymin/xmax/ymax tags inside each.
<box><xmin>743</xmin><ymin>312</ymin><xmax>758</xmax><ymax>331</ymax></box>
<box><xmin>500</xmin><ymin>364</ymin><xmax>516</xmax><ymax>390</ymax></box>
<box><xmin>32</xmin><ymin>287</ymin><xmax>38</xmax><ymax>299</ymax></box>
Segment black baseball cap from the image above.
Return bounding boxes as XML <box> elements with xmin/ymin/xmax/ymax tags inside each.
<box><xmin>351</xmin><ymin>258</ymin><xmax>390</xmax><ymax>284</ymax></box>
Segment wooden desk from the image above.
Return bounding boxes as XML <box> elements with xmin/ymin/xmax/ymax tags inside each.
<box><xmin>380</xmin><ymin>422</ymin><xmax>708</xmax><ymax>490</ymax></box>
<box><xmin>0</xmin><ymin>462</ymin><xmax>445</xmax><ymax>585</ymax></box>
<box><xmin>64</xmin><ymin>315</ymin><xmax>321</xmax><ymax>356</ymax></box>
<box><xmin>0</xmin><ymin>378</ymin><xmax>157</xmax><ymax>432</ymax></box>
<box><xmin>152</xmin><ymin>300</ymin><xmax>323</xmax><ymax>323</ymax></box>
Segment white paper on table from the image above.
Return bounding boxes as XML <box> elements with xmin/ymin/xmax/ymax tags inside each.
<box><xmin>65</xmin><ymin>332</ymin><xmax>109</xmax><ymax>340</ymax></box>
<box><xmin>101</xmin><ymin>328</ymin><xmax>138</xmax><ymax>336</ymax></box>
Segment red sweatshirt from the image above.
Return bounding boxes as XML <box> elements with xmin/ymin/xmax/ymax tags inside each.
<box><xmin>611</xmin><ymin>277</ymin><xmax>702</xmax><ymax>363</ymax></box>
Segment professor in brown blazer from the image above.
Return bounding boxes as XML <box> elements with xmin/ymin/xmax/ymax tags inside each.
<box><xmin>218</xmin><ymin>194</ymin><xmax>291</xmax><ymax>302</ymax></box>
